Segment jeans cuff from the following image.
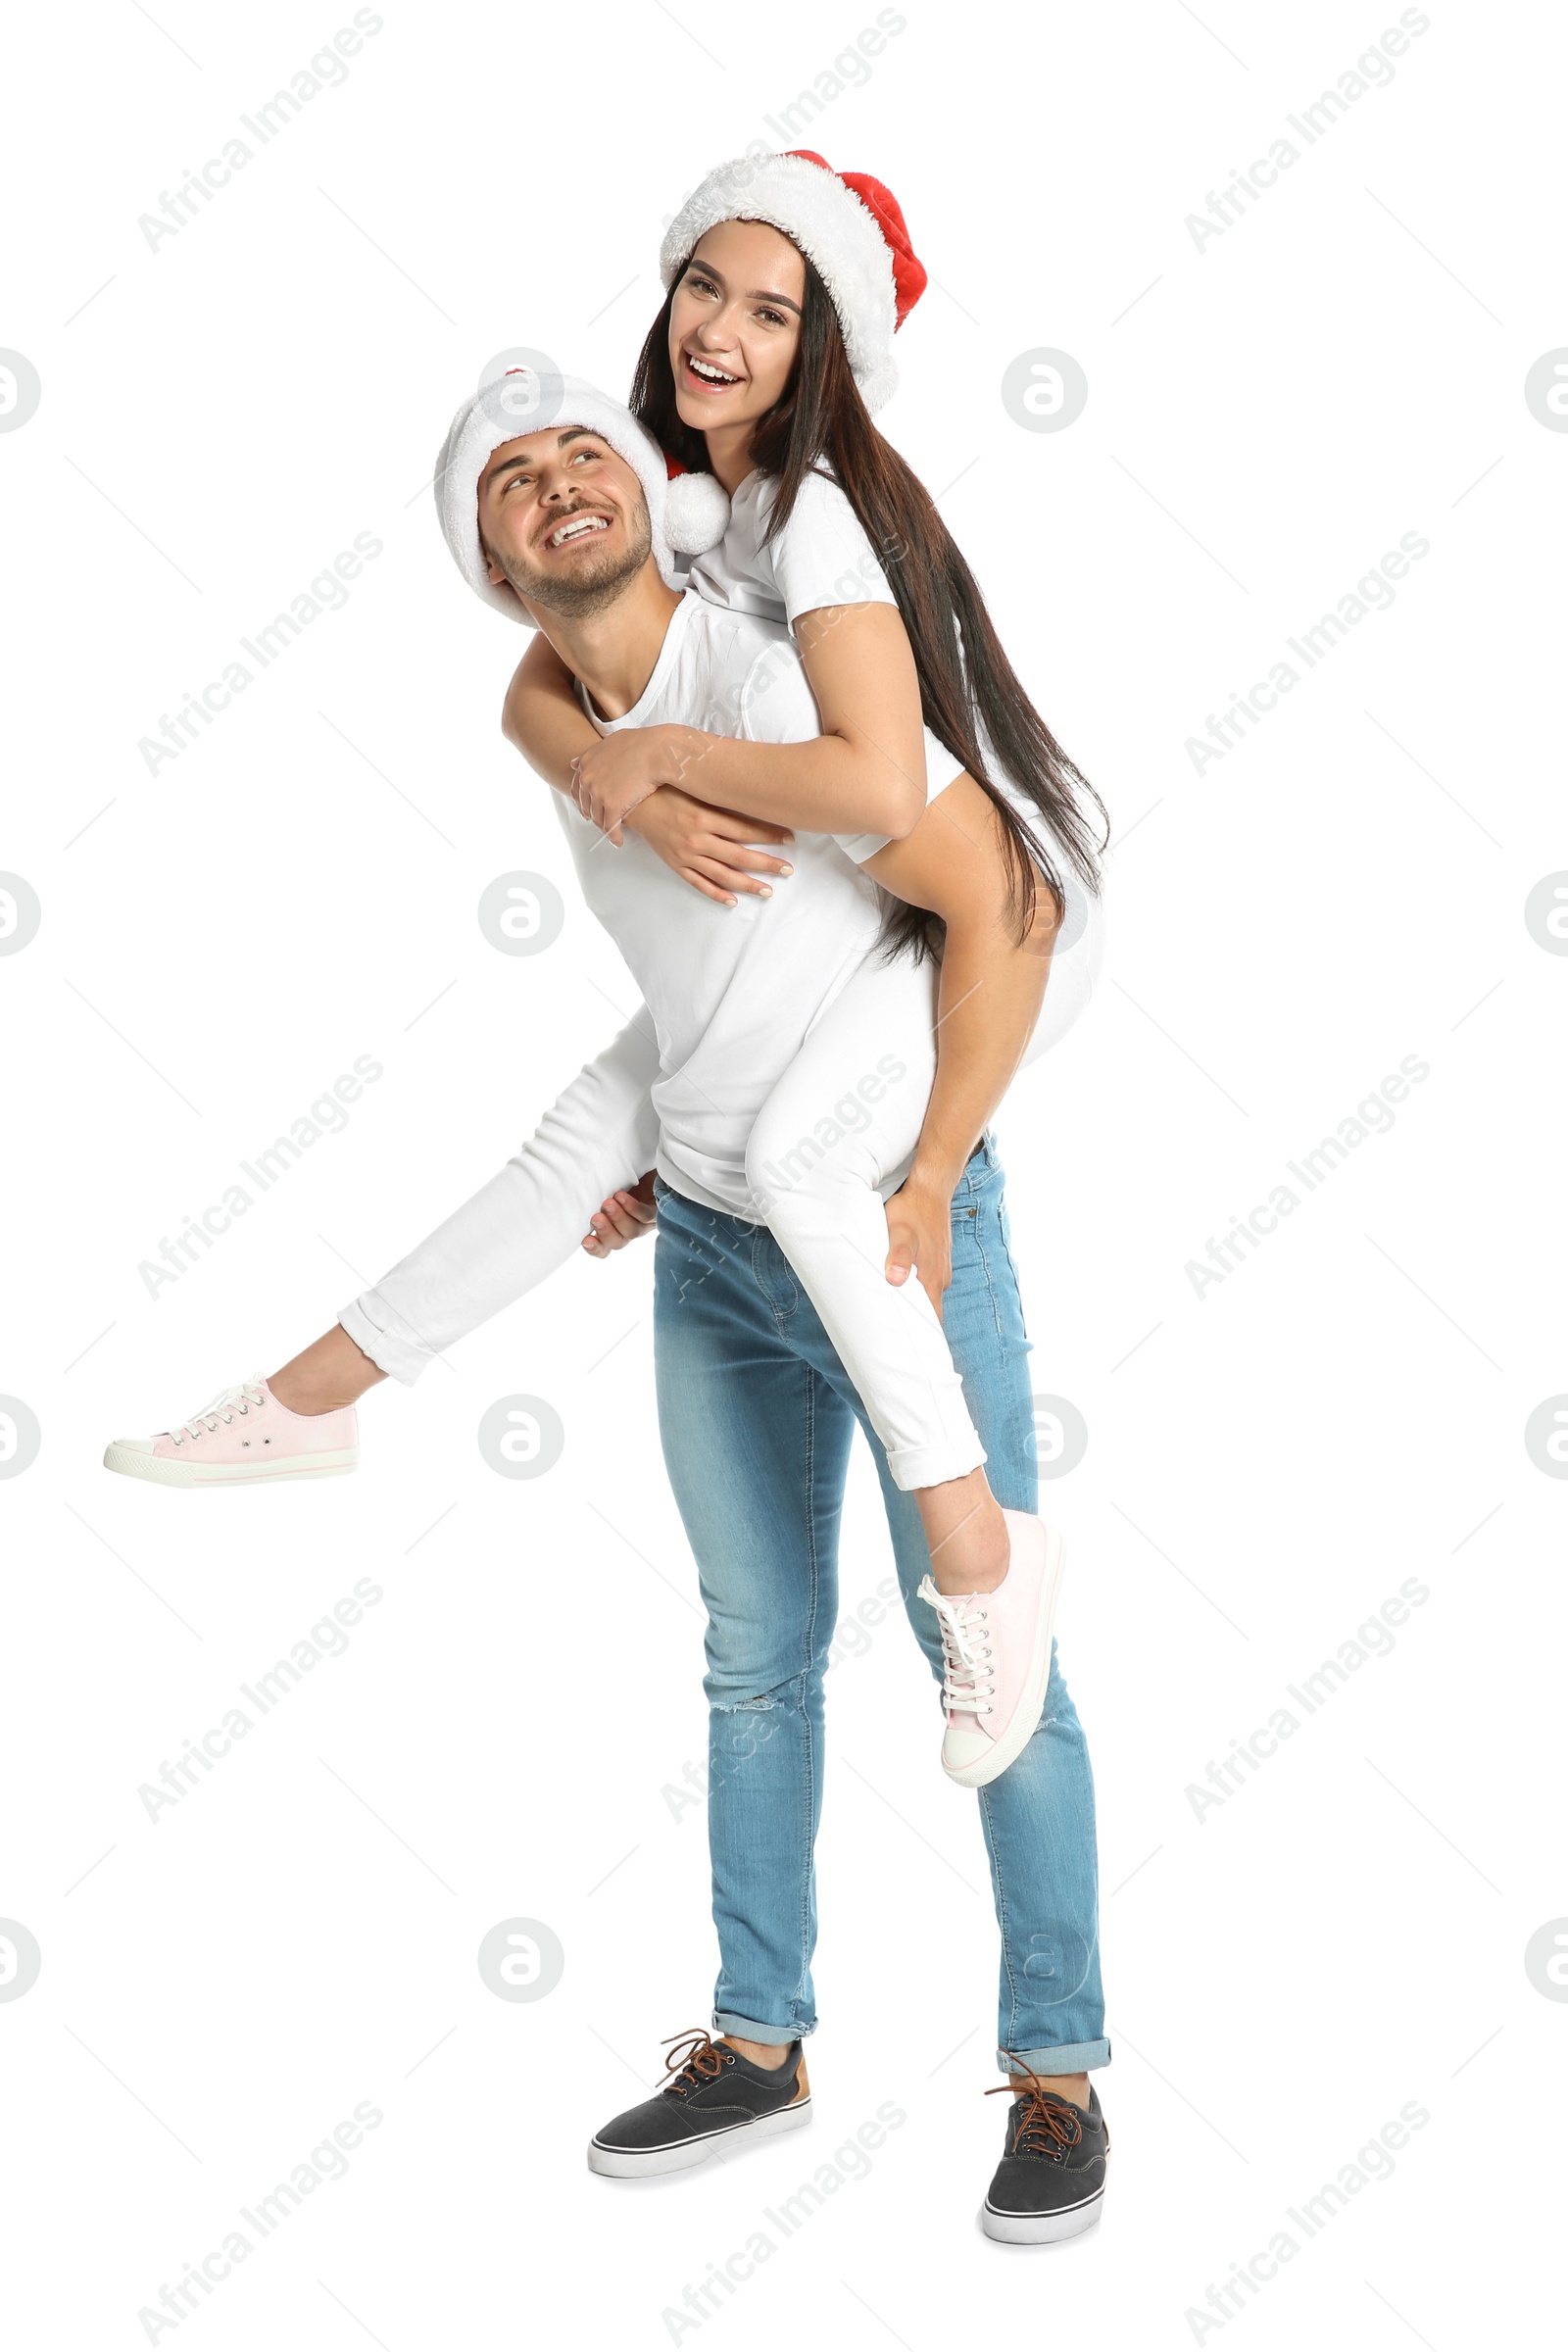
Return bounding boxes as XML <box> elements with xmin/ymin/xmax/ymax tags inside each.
<box><xmin>999</xmin><ymin>2037</ymin><xmax>1110</xmax><ymax>2076</ymax></box>
<box><xmin>712</xmin><ymin>2010</ymin><xmax>809</xmax><ymax>2047</ymax></box>
<box><xmin>885</xmin><ymin>1432</ymin><xmax>987</xmax><ymax>1494</ymax></box>
<box><xmin>338</xmin><ymin>1295</ymin><xmax>435</xmax><ymax>1389</ymax></box>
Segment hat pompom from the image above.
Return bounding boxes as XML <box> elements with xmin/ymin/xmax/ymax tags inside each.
<box><xmin>664</xmin><ymin>467</ymin><xmax>731</xmax><ymax>556</ymax></box>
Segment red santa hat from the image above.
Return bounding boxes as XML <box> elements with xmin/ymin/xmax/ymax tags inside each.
<box><xmin>434</xmin><ymin>366</ymin><xmax>730</xmax><ymax>624</ymax></box>
<box><xmin>659</xmin><ymin>150</ymin><xmax>927</xmax><ymax>416</ymax></box>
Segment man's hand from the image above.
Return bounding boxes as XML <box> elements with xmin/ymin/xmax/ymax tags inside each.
<box><xmin>626</xmin><ymin>788</ymin><xmax>794</xmax><ymax>906</ymax></box>
<box><xmin>883</xmin><ymin>1167</ymin><xmax>956</xmax><ymax>1319</ymax></box>
<box><xmin>571</xmin><ymin>724</ymin><xmax>707</xmax><ymax>843</ymax></box>
<box><xmin>581</xmin><ymin>1172</ymin><xmax>659</xmax><ymax>1257</ymax></box>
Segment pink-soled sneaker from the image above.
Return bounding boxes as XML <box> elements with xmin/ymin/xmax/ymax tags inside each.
<box><xmin>103</xmin><ymin>1376</ymin><xmax>358</xmax><ymax>1490</ymax></box>
<box><xmin>917</xmin><ymin>1512</ymin><xmax>1065</xmax><ymax>1788</ymax></box>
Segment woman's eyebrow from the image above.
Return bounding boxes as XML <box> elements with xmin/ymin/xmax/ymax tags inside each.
<box><xmin>687</xmin><ymin>257</ymin><xmax>800</xmax><ymax>316</ymax></box>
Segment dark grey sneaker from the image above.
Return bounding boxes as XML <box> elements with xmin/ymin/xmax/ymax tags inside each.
<box><xmin>980</xmin><ymin>2070</ymin><xmax>1108</xmax><ymax>2243</ymax></box>
<box><xmin>587</xmin><ymin>2028</ymin><xmax>812</xmax><ymax>2179</ymax></box>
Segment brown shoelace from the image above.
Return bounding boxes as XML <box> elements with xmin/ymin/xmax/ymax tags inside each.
<box><xmin>660</xmin><ymin>2028</ymin><xmax>734</xmax><ymax>2094</ymax></box>
<box><xmin>986</xmin><ymin>2067</ymin><xmax>1085</xmax><ymax>2161</ymax></box>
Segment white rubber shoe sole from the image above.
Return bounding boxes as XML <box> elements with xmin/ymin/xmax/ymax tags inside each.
<box><xmin>587</xmin><ymin>2097</ymin><xmax>811</xmax><ymax>2179</ymax></box>
<box><xmin>102</xmin><ymin>1443</ymin><xmax>358</xmax><ymax>1490</ymax></box>
<box><xmin>980</xmin><ymin>2182</ymin><xmax>1104</xmax><ymax>2243</ymax></box>
<box><xmin>943</xmin><ymin>1524</ymin><xmax>1066</xmax><ymax>1789</ymax></box>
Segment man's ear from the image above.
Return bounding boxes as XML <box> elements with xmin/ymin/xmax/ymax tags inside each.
<box><xmin>479</xmin><ymin>533</ymin><xmax>507</xmax><ymax>589</ymax></box>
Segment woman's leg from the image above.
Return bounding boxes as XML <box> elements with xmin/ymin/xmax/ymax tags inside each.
<box><xmin>270</xmin><ymin>1321</ymin><xmax>386</xmax><ymax>1414</ymax></box>
<box><xmin>275</xmin><ymin>1012</ymin><xmax>664</xmax><ymax>1409</ymax></box>
<box><xmin>744</xmin><ymin>954</ymin><xmax>1015</xmax><ymax>1592</ymax></box>
<box><xmin>745</xmin><ymin>955</ymin><xmax>963</xmax><ymax>1456</ymax></box>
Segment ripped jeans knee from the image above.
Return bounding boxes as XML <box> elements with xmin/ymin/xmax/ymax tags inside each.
<box><xmin>707</xmin><ymin>1667</ymin><xmax>813</xmax><ymax>1776</ymax></box>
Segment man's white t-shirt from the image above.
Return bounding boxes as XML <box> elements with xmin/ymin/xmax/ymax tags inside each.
<box><xmin>557</xmin><ymin>592</ymin><xmax>887</xmax><ymax>1216</ymax></box>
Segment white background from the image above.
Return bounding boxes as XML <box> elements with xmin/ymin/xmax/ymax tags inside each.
<box><xmin>2</xmin><ymin>0</ymin><xmax>1564</xmax><ymax>2344</ymax></box>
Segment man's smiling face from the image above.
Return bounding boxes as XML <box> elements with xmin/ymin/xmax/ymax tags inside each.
<box><xmin>478</xmin><ymin>426</ymin><xmax>654</xmax><ymax>617</ymax></box>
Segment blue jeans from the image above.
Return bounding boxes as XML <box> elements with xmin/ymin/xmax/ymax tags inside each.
<box><xmin>652</xmin><ymin>1137</ymin><xmax>1108</xmax><ymax>2077</ymax></box>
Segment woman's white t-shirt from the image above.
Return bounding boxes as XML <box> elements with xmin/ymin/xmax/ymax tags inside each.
<box><xmin>689</xmin><ymin>468</ymin><xmax>949</xmax><ymax>860</ymax></box>
<box><xmin>690</xmin><ymin>467</ymin><xmax>898</xmax><ymax>629</ymax></box>
<box><xmin>692</xmin><ymin>466</ymin><xmax>1102</xmax><ymax>964</ymax></box>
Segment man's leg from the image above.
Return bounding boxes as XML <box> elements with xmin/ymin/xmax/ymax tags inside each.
<box><xmin>758</xmin><ymin>1134</ymin><xmax>1106</xmax><ymax>2088</ymax></box>
<box><xmin>651</xmin><ymin>1181</ymin><xmax>856</xmax><ymax>2053</ymax></box>
<box><xmin>590</xmin><ymin>1149</ymin><xmax>1103</xmax><ymax>2212</ymax></box>
<box><xmin>878</xmin><ymin>1137</ymin><xmax>1105</xmax><ymax>2088</ymax></box>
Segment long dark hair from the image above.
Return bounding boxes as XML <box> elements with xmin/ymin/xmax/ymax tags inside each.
<box><xmin>631</xmin><ymin>252</ymin><xmax>1106</xmax><ymax>958</ymax></box>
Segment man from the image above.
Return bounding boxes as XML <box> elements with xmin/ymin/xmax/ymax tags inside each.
<box><xmin>463</xmin><ymin>375</ymin><xmax>1110</xmax><ymax>2239</ymax></box>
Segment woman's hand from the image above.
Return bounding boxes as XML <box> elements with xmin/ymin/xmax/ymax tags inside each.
<box><xmin>571</xmin><ymin>724</ymin><xmax>706</xmax><ymax>842</ymax></box>
<box><xmin>581</xmin><ymin>1172</ymin><xmax>659</xmax><ymax>1257</ymax></box>
<box><xmin>883</xmin><ymin>1165</ymin><xmax>957</xmax><ymax>1319</ymax></box>
<box><xmin>626</xmin><ymin>788</ymin><xmax>794</xmax><ymax>906</ymax></box>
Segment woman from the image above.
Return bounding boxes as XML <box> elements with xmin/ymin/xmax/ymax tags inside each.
<box><xmin>105</xmin><ymin>156</ymin><xmax>1107</xmax><ymax>1788</ymax></box>
<box><xmin>101</xmin><ymin>161</ymin><xmax>1115</xmax><ymax>2230</ymax></box>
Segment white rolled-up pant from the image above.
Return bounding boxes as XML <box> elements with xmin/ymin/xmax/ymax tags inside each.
<box><xmin>342</xmin><ymin>912</ymin><xmax>1099</xmax><ymax>1490</ymax></box>
<box><xmin>340</xmin><ymin>1013</ymin><xmax>662</xmax><ymax>1384</ymax></box>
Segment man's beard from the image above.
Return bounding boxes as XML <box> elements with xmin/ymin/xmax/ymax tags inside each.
<box><xmin>490</xmin><ymin>503</ymin><xmax>654</xmax><ymax>619</ymax></box>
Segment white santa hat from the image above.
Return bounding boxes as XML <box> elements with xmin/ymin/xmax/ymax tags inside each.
<box><xmin>659</xmin><ymin>149</ymin><xmax>928</xmax><ymax>417</ymax></box>
<box><xmin>433</xmin><ymin>364</ymin><xmax>731</xmax><ymax>624</ymax></box>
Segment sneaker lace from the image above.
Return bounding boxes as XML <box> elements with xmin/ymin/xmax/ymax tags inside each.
<box><xmin>659</xmin><ymin>2027</ymin><xmax>734</xmax><ymax>2095</ymax></box>
<box><xmin>172</xmin><ymin>1377</ymin><xmax>267</xmax><ymax>1446</ymax></box>
<box><xmin>985</xmin><ymin>2067</ymin><xmax>1085</xmax><ymax>2162</ymax></box>
<box><xmin>915</xmin><ymin>1574</ymin><xmax>996</xmax><ymax>1718</ymax></box>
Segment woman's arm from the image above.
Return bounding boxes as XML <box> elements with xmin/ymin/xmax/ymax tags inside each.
<box><xmin>863</xmin><ymin>774</ymin><xmax>1058</xmax><ymax>1316</ymax></box>
<box><xmin>503</xmin><ymin>629</ymin><xmax>601</xmax><ymax>786</ymax></box>
<box><xmin>502</xmin><ymin>637</ymin><xmax>795</xmax><ymax>906</ymax></box>
<box><xmin>569</xmin><ymin>602</ymin><xmax>928</xmax><ymax>843</ymax></box>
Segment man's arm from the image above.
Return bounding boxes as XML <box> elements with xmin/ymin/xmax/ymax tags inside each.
<box><xmin>861</xmin><ymin>774</ymin><xmax>1058</xmax><ymax>1316</ymax></box>
<box><xmin>582</xmin><ymin>1170</ymin><xmax>659</xmax><ymax>1256</ymax></box>
<box><xmin>569</xmin><ymin>602</ymin><xmax>928</xmax><ymax>843</ymax></box>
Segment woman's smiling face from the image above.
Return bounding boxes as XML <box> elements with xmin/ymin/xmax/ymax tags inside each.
<box><xmin>667</xmin><ymin>218</ymin><xmax>807</xmax><ymax>439</ymax></box>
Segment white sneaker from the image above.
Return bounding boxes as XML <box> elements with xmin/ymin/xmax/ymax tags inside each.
<box><xmin>917</xmin><ymin>1513</ymin><xmax>1065</xmax><ymax>1788</ymax></box>
<box><xmin>103</xmin><ymin>1376</ymin><xmax>359</xmax><ymax>1489</ymax></box>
